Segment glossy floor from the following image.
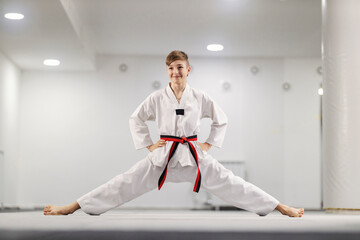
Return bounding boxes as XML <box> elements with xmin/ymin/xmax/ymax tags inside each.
<box><xmin>1</xmin><ymin>209</ymin><xmax>360</xmax><ymax>239</ymax></box>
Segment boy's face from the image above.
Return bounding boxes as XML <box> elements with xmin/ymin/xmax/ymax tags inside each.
<box><xmin>167</xmin><ymin>60</ymin><xmax>191</xmax><ymax>85</ymax></box>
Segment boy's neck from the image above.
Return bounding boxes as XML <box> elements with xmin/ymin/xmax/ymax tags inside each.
<box><xmin>170</xmin><ymin>82</ymin><xmax>186</xmax><ymax>95</ymax></box>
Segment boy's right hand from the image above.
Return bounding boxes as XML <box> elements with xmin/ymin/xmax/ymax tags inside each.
<box><xmin>147</xmin><ymin>139</ymin><xmax>166</xmax><ymax>152</ymax></box>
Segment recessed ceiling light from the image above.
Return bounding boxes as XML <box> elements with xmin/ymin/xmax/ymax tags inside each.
<box><xmin>318</xmin><ymin>88</ymin><xmax>323</xmax><ymax>96</ymax></box>
<box><xmin>207</xmin><ymin>44</ymin><xmax>224</xmax><ymax>52</ymax></box>
<box><xmin>43</xmin><ymin>59</ymin><xmax>60</xmax><ymax>66</ymax></box>
<box><xmin>4</xmin><ymin>13</ymin><xmax>24</xmax><ymax>20</ymax></box>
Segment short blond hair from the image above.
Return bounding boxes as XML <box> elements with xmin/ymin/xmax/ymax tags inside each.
<box><xmin>166</xmin><ymin>50</ymin><xmax>190</xmax><ymax>67</ymax></box>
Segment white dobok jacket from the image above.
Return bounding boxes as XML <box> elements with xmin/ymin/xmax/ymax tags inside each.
<box><xmin>129</xmin><ymin>83</ymin><xmax>228</xmax><ymax>167</ymax></box>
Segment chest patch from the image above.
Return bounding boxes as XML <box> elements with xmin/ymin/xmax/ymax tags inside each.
<box><xmin>176</xmin><ymin>109</ymin><xmax>184</xmax><ymax>115</ymax></box>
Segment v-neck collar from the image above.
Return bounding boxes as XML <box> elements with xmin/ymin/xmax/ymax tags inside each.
<box><xmin>166</xmin><ymin>83</ymin><xmax>189</xmax><ymax>107</ymax></box>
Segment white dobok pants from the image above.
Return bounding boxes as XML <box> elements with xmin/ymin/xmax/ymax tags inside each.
<box><xmin>77</xmin><ymin>155</ymin><xmax>279</xmax><ymax>216</ymax></box>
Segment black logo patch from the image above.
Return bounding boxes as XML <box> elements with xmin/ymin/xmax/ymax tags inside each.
<box><xmin>176</xmin><ymin>109</ymin><xmax>184</xmax><ymax>115</ymax></box>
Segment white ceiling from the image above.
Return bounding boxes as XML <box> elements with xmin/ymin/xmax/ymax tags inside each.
<box><xmin>0</xmin><ymin>0</ymin><xmax>321</xmax><ymax>71</ymax></box>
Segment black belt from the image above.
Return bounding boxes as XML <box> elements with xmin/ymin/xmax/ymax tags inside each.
<box><xmin>158</xmin><ymin>135</ymin><xmax>201</xmax><ymax>192</ymax></box>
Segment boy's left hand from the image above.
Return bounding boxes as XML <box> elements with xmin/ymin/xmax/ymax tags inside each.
<box><xmin>198</xmin><ymin>142</ymin><xmax>212</xmax><ymax>152</ymax></box>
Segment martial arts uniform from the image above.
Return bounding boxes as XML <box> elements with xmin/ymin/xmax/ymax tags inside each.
<box><xmin>77</xmin><ymin>84</ymin><xmax>279</xmax><ymax>215</ymax></box>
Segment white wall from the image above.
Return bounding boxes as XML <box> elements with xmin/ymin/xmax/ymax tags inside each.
<box><xmin>282</xmin><ymin>59</ymin><xmax>322</xmax><ymax>208</ymax></box>
<box><xmin>0</xmin><ymin>51</ymin><xmax>21</xmax><ymax>207</ymax></box>
<box><xmin>17</xmin><ymin>55</ymin><xmax>322</xmax><ymax>209</ymax></box>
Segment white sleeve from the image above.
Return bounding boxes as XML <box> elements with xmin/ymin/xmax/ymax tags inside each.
<box><xmin>129</xmin><ymin>95</ymin><xmax>156</xmax><ymax>150</ymax></box>
<box><xmin>201</xmin><ymin>93</ymin><xmax>228</xmax><ymax>148</ymax></box>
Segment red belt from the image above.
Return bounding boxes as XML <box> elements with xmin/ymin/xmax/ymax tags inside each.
<box><xmin>158</xmin><ymin>135</ymin><xmax>201</xmax><ymax>193</ymax></box>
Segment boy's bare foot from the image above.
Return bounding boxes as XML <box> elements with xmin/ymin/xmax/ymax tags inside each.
<box><xmin>276</xmin><ymin>203</ymin><xmax>304</xmax><ymax>217</ymax></box>
<box><xmin>43</xmin><ymin>202</ymin><xmax>80</xmax><ymax>215</ymax></box>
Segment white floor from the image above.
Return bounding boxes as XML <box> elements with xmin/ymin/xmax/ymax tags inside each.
<box><xmin>1</xmin><ymin>209</ymin><xmax>360</xmax><ymax>239</ymax></box>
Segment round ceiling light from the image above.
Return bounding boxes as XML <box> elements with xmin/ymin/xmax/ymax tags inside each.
<box><xmin>207</xmin><ymin>44</ymin><xmax>224</xmax><ymax>52</ymax></box>
<box><xmin>318</xmin><ymin>88</ymin><xmax>323</xmax><ymax>96</ymax></box>
<box><xmin>4</xmin><ymin>13</ymin><xmax>24</xmax><ymax>20</ymax></box>
<box><xmin>43</xmin><ymin>59</ymin><xmax>60</xmax><ymax>66</ymax></box>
